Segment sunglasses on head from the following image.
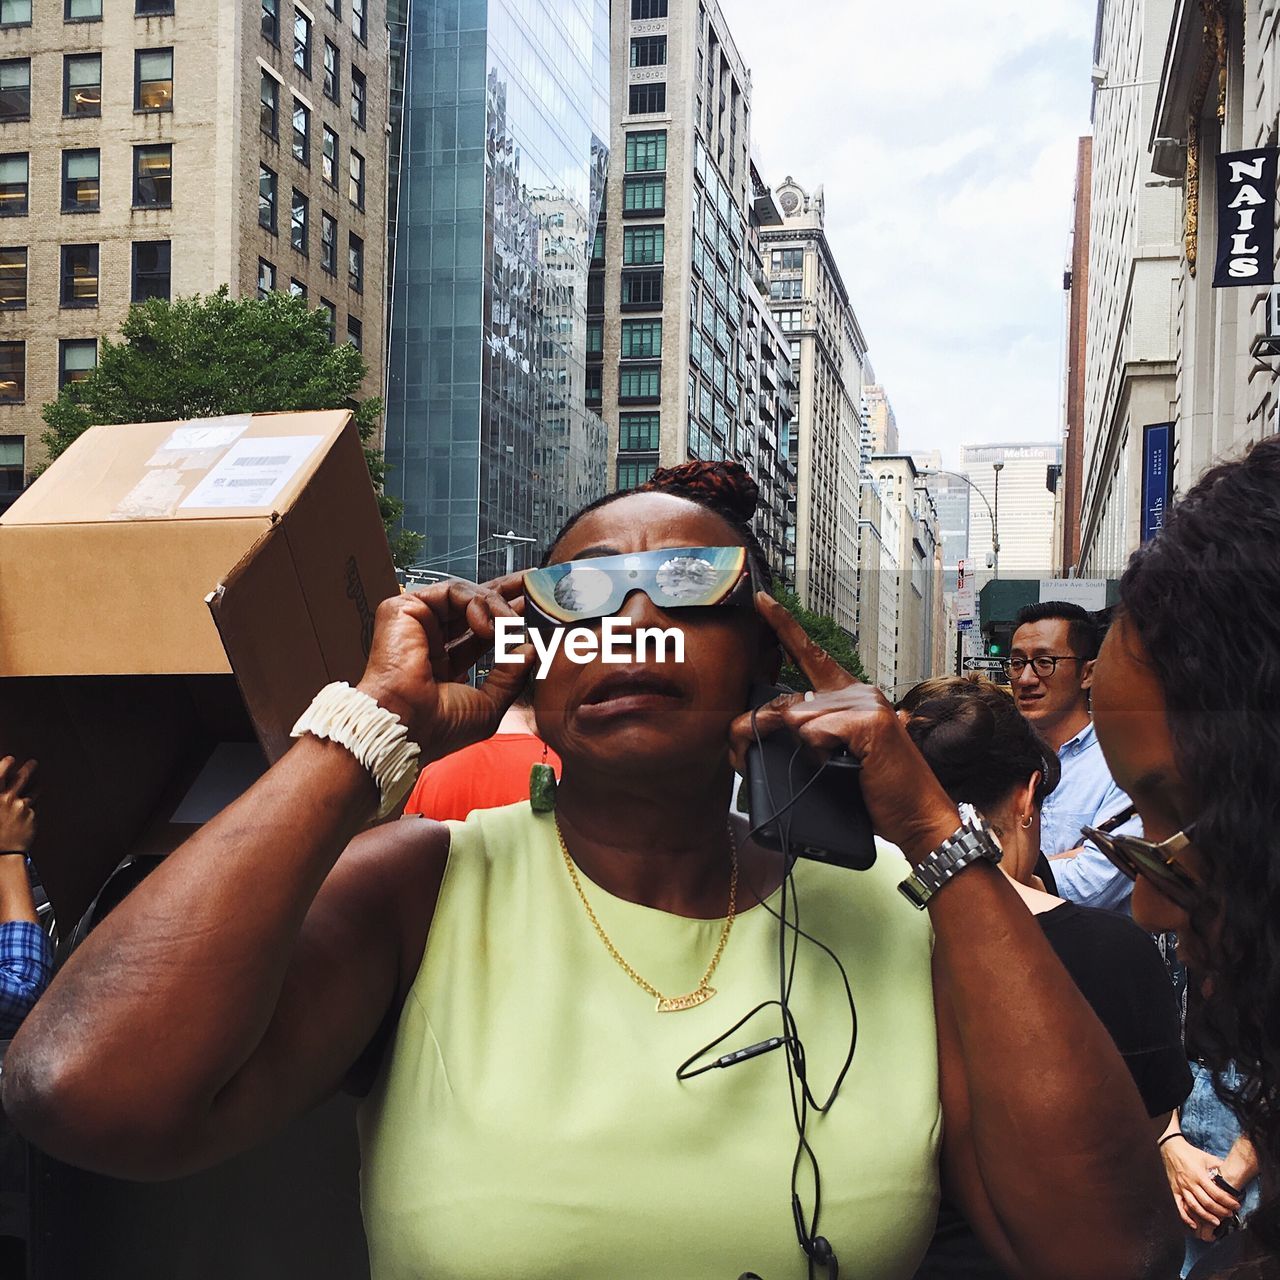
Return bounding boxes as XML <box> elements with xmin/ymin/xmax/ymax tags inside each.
<box><xmin>523</xmin><ymin>545</ymin><xmax>757</xmax><ymax>628</ymax></box>
<box><xmin>1081</xmin><ymin>803</ymin><xmax>1201</xmax><ymax>912</ymax></box>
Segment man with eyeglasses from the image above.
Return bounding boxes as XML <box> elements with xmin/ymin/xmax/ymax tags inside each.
<box><xmin>1007</xmin><ymin>601</ymin><xmax>1138</xmax><ymax>911</ymax></box>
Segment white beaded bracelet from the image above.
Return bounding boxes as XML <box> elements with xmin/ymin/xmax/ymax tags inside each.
<box><xmin>290</xmin><ymin>682</ymin><xmax>421</xmax><ymax>819</ymax></box>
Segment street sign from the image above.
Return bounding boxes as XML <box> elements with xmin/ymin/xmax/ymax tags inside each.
<box><xmin>963</xmin><ymin>657</ymin><xmax>1007</xmax><ymax>673</ymax></box>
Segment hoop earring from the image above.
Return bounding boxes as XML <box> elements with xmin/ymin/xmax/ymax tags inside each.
<box><xmin>1020</xmin><ymin>814</ymin><xmax>1033</xmax><ymax>831</ymax></box>
<box><xmin>529</xmin><ymin>741</ymin><xmax>557</xmax><ymax>813</ymax></box>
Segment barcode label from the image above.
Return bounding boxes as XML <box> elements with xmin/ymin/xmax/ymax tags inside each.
<box><xmin>234</xmin><ymin>455</ymin><xmax>290</xmax><ymax>467</ymax></box>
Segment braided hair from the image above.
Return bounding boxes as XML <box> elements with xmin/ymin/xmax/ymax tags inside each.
<box><xmin>542</xmin><ymin>460</ymin><xmax>771</xmax><ymax>584</ymax></box>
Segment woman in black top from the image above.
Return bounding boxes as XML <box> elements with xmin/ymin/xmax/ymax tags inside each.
<box><xmin>898</xmin><ymin>676</ymin><xmax>1191</xmax><ymax>1279</ymax></box>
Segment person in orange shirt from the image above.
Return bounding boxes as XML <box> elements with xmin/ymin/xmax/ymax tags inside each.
<box><xmin>402</xmin><ymin>692</ymin><xmax>560</xmax><ymax>822</ymax></box>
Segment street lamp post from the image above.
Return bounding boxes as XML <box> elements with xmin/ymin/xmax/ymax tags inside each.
<box><xmin>918</xmin><ymin>468</ymin><xmax>1001</xmax><ymax>580</ymax></box>
<box><xmin>493</xmin><ymin>529</ymin><xmax>537</xmax><ymax>575</ymax></box>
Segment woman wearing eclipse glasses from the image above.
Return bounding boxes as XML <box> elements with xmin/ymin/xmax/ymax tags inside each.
<box><xmin>3</xmin><ymin>462</ymin><xmax>1177</xmax><ymax>1279</ymax></box>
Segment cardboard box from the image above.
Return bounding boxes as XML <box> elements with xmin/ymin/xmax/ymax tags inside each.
<box><xmin>0</xmin><ymin>410</ymin><xmax>399</xmax><ymax>933</ymax></box>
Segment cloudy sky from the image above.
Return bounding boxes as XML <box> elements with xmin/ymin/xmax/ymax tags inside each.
<box><xmin>721</xmin><ymin>0</ymin><xmax>1097</xmax><ymax>468</ymax></box>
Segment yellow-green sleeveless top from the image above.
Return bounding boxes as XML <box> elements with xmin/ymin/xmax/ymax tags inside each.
<box><xmin>358</xmin><ymin>803</ymin><xmax>941</xmax><ymax>1279</ymax></box>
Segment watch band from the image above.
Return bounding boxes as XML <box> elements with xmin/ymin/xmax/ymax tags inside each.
<box><xmin>897</xmin><ymin>816</ymin><xmax>1002</xmax><ymax>909</ymax></box>
<box><xmin>291</xmin><ymin>682</ymin><xmax>421</xmax><ymax>820</ymax></box>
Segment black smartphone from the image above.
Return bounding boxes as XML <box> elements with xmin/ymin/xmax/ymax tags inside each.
<box><xmin>744</xmin><ymin>683</ymin><xmax>877</xmax><ymax>871</ymax></box>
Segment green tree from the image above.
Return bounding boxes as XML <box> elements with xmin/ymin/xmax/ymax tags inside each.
<box><xmin>41</xmin><ymin>288</ymin><xmax>422</xmax><ymax>566</ymax></box>
<box><xmin>771</xmin><ymin>582</ymin><xmax>868</xmax><ymax>690</ymax></box>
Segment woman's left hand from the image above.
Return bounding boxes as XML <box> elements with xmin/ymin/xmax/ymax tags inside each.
<box><xmin>728</xmin><ymin>593</ymin><xmax>959</xmax><ymax>862</ymax></box>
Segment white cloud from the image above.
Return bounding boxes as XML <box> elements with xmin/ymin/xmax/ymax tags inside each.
<box><xmin>722</xmin><ymin>0</ymin><xmax>1096</xmax><ymax>466</ymax></box>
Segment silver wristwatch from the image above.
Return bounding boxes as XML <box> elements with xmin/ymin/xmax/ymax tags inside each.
<box><xmin>897</xmin><ymin>810</ymin><xmax>1003</xmax><ymax>909</ymax></box>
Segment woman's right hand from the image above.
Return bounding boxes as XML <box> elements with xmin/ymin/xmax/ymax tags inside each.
<box><xmin>0</xmin><ymin>757</ymin><xmax>36</xmax><ymax>854</ymax></box>
<box><xmin>356</xmin><ymin>575</ymin><xmax>533</xmax><ymax>763</ymax></box>
<box><xmin>1159</xmin><ymin>1135</ymin><xmax>1242</xmax><ymax>1238</ymax></box>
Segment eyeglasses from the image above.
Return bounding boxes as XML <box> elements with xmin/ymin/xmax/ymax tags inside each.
<box><xmin>1004</xmin><ymin>654</ymin><xmax>1088</xmax><ymax>677</ymax></box>
<box><xmin>1080</xmin><ymin>803</ymin><xmax>1201</xmax><ymax>912</ymax></box>
<box><xmin>523</xmin><ymin>546</ymin><xmax>756</xmax><ymax>629</ymax></box>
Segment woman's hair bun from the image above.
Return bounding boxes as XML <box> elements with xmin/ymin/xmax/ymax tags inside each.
<box><xmin>641</xmin><ymin>460</ymin><xmax>760</xmax><ymax>524</ymax></box>
<box><xmin>906</xmin><ymin>697</ymin><xmax>996</xmax><ymax>784</ymax></box>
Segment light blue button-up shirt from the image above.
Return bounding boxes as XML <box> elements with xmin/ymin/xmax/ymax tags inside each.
<box><xmin>1040</xmin><ymin>720</ymin><xmax>1140</xmax><ymax>912</ymax></box>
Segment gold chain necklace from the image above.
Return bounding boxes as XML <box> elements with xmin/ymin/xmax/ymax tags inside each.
<box><xmin>554</xmin><ymin>818</ymin><xmax>738</xmax><ymax>1013</ymax></box>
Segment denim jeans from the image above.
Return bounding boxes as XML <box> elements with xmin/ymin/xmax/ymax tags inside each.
<box><xmin>1181</xmin><ymin>1062</ymin><xmax>1262</xmax><ymax>1277</ymax></box>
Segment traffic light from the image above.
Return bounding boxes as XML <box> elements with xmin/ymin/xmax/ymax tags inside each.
<box><xmin>988</xmin><ymin>640</ymin><xmax>1004</xmax><ymax>657</ymax></box>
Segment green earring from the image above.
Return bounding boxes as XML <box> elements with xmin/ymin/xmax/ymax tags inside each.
<box><xmin>529</xmin><ymin>744</ymin><xmax>557</xmax><ymax>812</ymax></box>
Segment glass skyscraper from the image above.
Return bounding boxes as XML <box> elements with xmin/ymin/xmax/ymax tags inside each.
<box><xmin>385</xmin><ymin>0</ymin><xmax>609</xmax><ymax>582</ymax></box>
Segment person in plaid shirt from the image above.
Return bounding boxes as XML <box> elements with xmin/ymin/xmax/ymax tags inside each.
<box><xmin>0</xmin><ymin>757</ymin><xmax>52</xmax><ymax>1039</ymax></box>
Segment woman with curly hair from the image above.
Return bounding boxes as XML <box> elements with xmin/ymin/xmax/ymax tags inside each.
<box><xmin>1091</xmin><ymin>432</ymin><xmax>1280</xmax><ymax>1279</ymax></box>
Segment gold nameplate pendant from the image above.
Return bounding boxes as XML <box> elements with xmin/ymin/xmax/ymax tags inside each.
<box><xmin>656</xmin><ymin>986</ymin><xmax>716</xmax><ymax>1013</ymax></box>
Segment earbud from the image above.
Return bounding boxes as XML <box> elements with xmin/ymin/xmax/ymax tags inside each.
<box><xmin>810</xmin><ymin>1236</ymin><xmax>838</xmax><ymax>1278</ymax></box>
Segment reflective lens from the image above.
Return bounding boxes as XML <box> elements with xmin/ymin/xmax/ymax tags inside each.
<box><xmin>524</xmin><ymin>545</ymin><xmax>749</xmax><ymax>625</ymax></box>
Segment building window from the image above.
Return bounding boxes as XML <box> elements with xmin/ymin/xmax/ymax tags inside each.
<box><xmin>64</xmin><ymin>53</ymin><xmax>102</xmax><ymax>117</ymax></box>
<box><xmin>325</xmin><ymin>0</ymin><xmax>339</xmax><ymax>16</ymax></box>
<box><xmin>0</xmin><ymin>154</ymin><xmax>26</xmax><ymax>217</ymax></box>
<box><xmin>777</xmin><ymin>308</ymin><xmax>801</xmax><ymax>333</ymax></box>
<box><xmin>261</xmin><ymin>0</ymin><xmax>278</xmax><ymax>43</ymax></box>
<box><xmin>292</xmin><ymin>97</ymin><xmax>310</xmax><ymax>165</ymax></box>
<box><xmin>771</xmin><ymin>248</ymin><xmax>803</xmax><ymax>271</ymax></box>
<box><xmin>260</xmin><ymin>70</ymin><xmax>279</xmax><ymax>137</ymax></box>
<box><xmin>617</xmin><ymin>459</ymin><xmax>658</xmax><ymax>490</ymax></box>
<box><xmin>61</xmin><ymin>149</ymin><xmax>100</xmax><ymax>213</ymax></box>
<box><xmin>590</xmin><ymin>227</ymin><xmax>604</xmax><ymax>264</ymax></box>
<box><xmin>0</xmin><ymin>436</ymin><xmax>21</xmax><ymax>502</ymax></box>
<box><xmin>351</xmin><ymin>0</ymin><xmax>365</xmax><ymax>43</ymax></box>
<box><xmin>619</xmin><ymin>412</ymin><xmax>660</xmax><ymax>452</ymax></box>
<box><xmin>320</xmin><ymin>210</ymin><xmax>337</xmax><ymax>273</ymax></box>
<box><xmin>59</xmin><ymin>338</ymin><xmax>96</xmax><ymax>388</ymax></box>
<box><xmin>293</xmin><ymin>9</ymin><xmax>311</xmax><ymax>76</ymax></box>
<box><xmin>258</xmin><ymin>164</ymin><xmax>277</xmax><ymax>232</ymax></box>
<box><xmin>318</xmin><ymin>297</ymin><xmax>335</xmax><ymax>341</ymax></box>
<box><xmin>619</xmin><ymin>366</ymin><xmax>660</xmax><ymax>403</ymax></box>
<box><xmin>620</xmin><ymin>318</ymin><xmax>662</xmax><ymax>359</ymax></box>
<box><xmin>348</xmin><ymin>148</ymin><xmax>364</xmax><ymax>209</ymax></box>
<box><xmin>585</xmin><ymin>364</ymin><xmax>602</xmax><ymax>406</ymax></box>
<box><xmin>323</xmin><ymin>38</ymin><xmax>339</xmax><ymax>102</ymax></box>
<box><xmin>0</xmin><ymin>344</ymin><xmax>22</xmax><ymax>405</ymax></box>
<box><xmin>322</xmin><ymin>125</ymin><xmax>338</xmax><ymax>187</ymax></box>
<box><xmin>290</xmin><ymin>277</ymin><xmax>306</xmax><ymax>299</ymax></box>
<box><xmin>66</xmin><ymin>0</ymin><xmax>102</xmax><ymax>18</ymax></box>
<box><xmin>623</xmin><ymin>176</ymin><xmax>663</xmax><ymax>215</ymax></box>
<box><xmin>348</xmin><ymin>230</ymin><xmax>362</xmax><ymax>292</ymax></box>
<box><xmin>586</xmin><ymin>320</ymin><xmax>602</xmax><ymax>355</ymax></box>
<box><xmin>628</xmin><ymin>82</ymin><xmax>666</xmax><ymax>115</ymax></box>
<box><xmin>0</xmin><ymin>1</ymin><xmax>31</xmax><ymax>27</ymax></box>
<box><xmin>135</xmin><ymin>48</ymin><xmax>173</xmax><ymax>111</ymax></box>
<box><xmin>135</xmin><ymin>0</ymin><xmax>174</xmax><ymax>14</ymax></box>
<box><xmin>0</xmin><ymin>60</ymin><xmax>29</xmax><ymax>121</ymax></box>
<box><xmin>134</xmin><ymin>143</ymin><xmax>172</xmax><ymax>207</ymax></box>
<box><xmin>132</xmin><ymin>239</ymin><xmax>170</xmax><ymax>301</ymax></box>
<box><xmin>624</xmin><ymin>131</ymin><xmax>666</xmax><ymax>173</ymax></box>
<box><xmin>60</xmin><ymin>243</ymin><xmax>99</xmax><ymax>308</ymax></box>
<box><xmin>0</xmin><ymin>247</ymin><xmax>25</xmax><ymax>309</ymax></box>
<box><xmin>257</xmin><ymin>257</ymin><xmax>275</xmax><ymax>298</ymax></box>
<box><xmin>769</xmin><ymin>278</ymin><xmax>803</xmax><ymax>300</ymax></box>
<box><xmin>629</xmin><ymin>0</ymin><xmax>666</xmax><ymax>17</ymax></box>
<box><xmin>622</xmin><ymin>226</ymin><xmax>663</xmax><ymax>265</ymax></box>
<box><xmin>346</xmin><ymin>314</ymin><xmax>361</xmax><ymax>350</ymax></box>
<box><xmin>350</xmin><ymin>66</ymin><xmax>366</xmax><ymax>128</ymax></box>
<box><xmin>630</xmin><ymin>36</ymin><xmax>666</xmax><ymax>67</ymax></box>
<box><xmin>587</xmin><ymin>273</ymin><xmax>604</xmax><ymax>312</ymax></box>
<box><xmin>621</xmin><ymin>268</ymin><xmax>663</xmax><ymax>308</ymax></box>
<box><xmin>290</xmin><ymin>188</ymin><xmax>308</xmax><ymax>253</ymax></box>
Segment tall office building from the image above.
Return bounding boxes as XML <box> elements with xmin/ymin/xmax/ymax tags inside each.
<box><xmin>0</xmin><ymin>0</ymin><xmax>388</xmax><ymax>510</ymax></box>
<box><xmin>861</xmin><ymin>383</ymin><xmax>898</xmax><ymax>454</ymax></box>
<box><xmin>962</xmin><ymin>442</ymin><xmax>1061</xmax><ymax>579</ymax></box>
<box><xmin>384</xmin><ymin>0</ymin><xmax>610</xmax><ymax>581</ymax></box>
<box><xmin>760</xmin><ymin>177</ymin><xmax>867</xmax><ymax>635</ymax></box>
<box><xmin>593</xmin><ymin>0</ymin><xmax>796</xmax><ymax>583</ymax></box>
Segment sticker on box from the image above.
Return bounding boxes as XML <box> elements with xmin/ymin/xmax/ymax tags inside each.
<box><xmin>145</xmin><ymin>415</ymin><xmax>252</xmax><ymax>471</ymax></box>
<box><xmin>112</xmin><ymin>467</ymin><xmax>189</xmax><ymax>520</ymax></box>
<box><xmin>179</xmin><ymin>435</ymin><xmax>324</xmax><ymax>510</ymax></box>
